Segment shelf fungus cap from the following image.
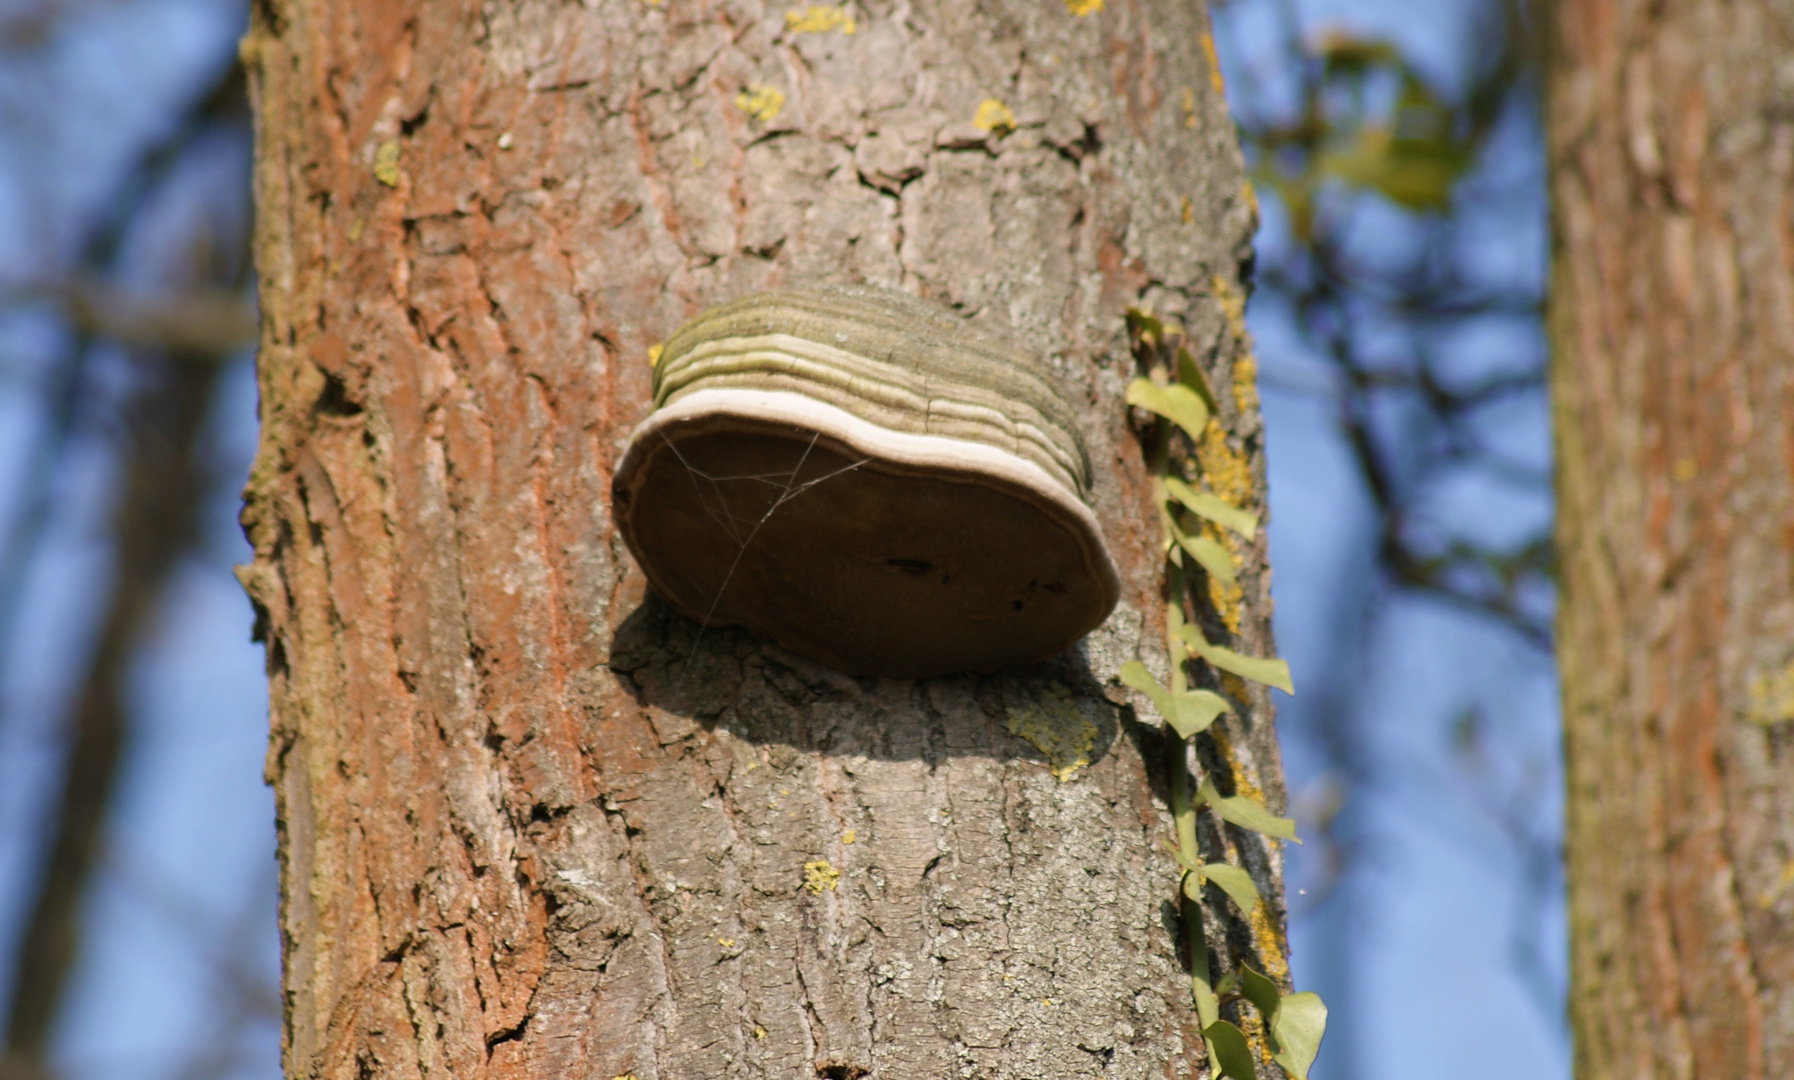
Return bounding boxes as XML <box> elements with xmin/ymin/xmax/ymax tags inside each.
<box><xmin>612</xmin><ymin>285</ymin><xmax>1121</xmax><ymax>678</ymax></box>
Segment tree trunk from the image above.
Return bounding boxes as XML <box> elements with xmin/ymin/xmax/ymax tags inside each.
<box><xmin>238</xmin><ymin>0</ymin><xmax>1284</xmax><ymax>1076</ymax></box>
<box><xmin>1549</xmin><ymin>2</ymin><xmax>1794</xmax><ymax>1077</ymax></box>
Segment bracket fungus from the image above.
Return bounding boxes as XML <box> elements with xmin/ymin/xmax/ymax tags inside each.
<box><xmin>612</xmin><ymin>285</ymin><xmax>1120</xmax><ymax>678</ymax></box>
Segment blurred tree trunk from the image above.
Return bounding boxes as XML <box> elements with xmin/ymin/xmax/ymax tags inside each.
<box><xmin>239</xmin><ymin>0</ymin><xmax>1286</xmax><ymax>1076</ymax></box>
<box><xmin>0</xmin><ymin>352</ymin><xmax>221</xmax><ymax>1078</ymax></box>
<box><xmin>1549</xmin><ymin>2</ymin><xmax>1794</xmax><ymax>1077</ymax></box>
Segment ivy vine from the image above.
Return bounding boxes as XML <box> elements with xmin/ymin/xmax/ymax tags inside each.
<box><xmin>1121</xmin><ymin>307</ymin><xmax>1327</xmax><ymax>1080</ymax></box>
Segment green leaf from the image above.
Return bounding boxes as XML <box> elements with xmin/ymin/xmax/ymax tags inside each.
<box><xmin>1213</xmin><ymin>969</ymin><xmax>1238</xmax><ymax>996</ymax></box>
<box><xmin>1127</xmin><ymin>378</ymin><xmax>1210</xmax><ymax>441</ymax></box>
<box><xmin>1171</xmin><ymin>524</ymin><xmax>1237</xmax><ymax>587</ymax></box>
<box><xmin>1313</xmin><ymin>30</ymin><xmax>1401</xmax><ymax>74</ymax></box>
<box><xmin>1318</xmin><ymin>125</ymin><xmax>1472</xmax><ymax>213</ymax></box>
<box><xmin>1238</xmin><ymin>965</ymin><xmax>1282</xmax><ymax>1026</ymax></box>
<box><xmin>1257</xmin><ymin>169</ymin><xmax>1316</xmax><ymax>243</ymax></box>
<box><xmin>1170</xmin><ymin>692</ymin><xmax>1230</xmax><ymax>739</ymax></box>
<box><xmin>1233</xmin><ymin>967</ymin><xmax>1328</xmax><ymax>1079</ymax></box>
<box><xmin>1199</xmin><ymin>862</ymin><xmax>1260</xmax><ymax>914</ymax></box>
<box><xmin>1270</xmin><ymin>992</ymin><xmax>1327</xmax><ymax>1080</ymax></box>
<box><xmin>1199</xmin><ymin>778</ymin><xmax>1299</xmax><ymax>842</ymax></box>
<box><xmin>1199</xmin><ymin>641</ymin><xmax>1293</xmax><ymax>695</ymax></box>
<box><xmin>1162</xmin><ymin>476</ymin><xmax>1257</xmax><ymax>539</ymax></box>
<box><xmin>1179</xmin><ymin>625</ymin><xmax>1294</xmax><ymax>695</ymax></box>
<box><xmin>1119</xmin><ymin>661</ymin><xmax>1230</xmax><ymax>738</ymax></box>
<box><xmin>1125</xmin><ymin>306</ymin><xmax>1168</xmax><ymax>347</ymax></box>
<box><xmin>1202</xmin><ymin>1020</ymin><xmax>1257</xmax><ymax>1080</ymax></box>
<box><xmin>1118</xmin><ymin>660</ymin><xmax>1161</xmax><ymax>697</ymax></box>
<box><xmin>1175</xmin><ymin>345</ymin><xmax>1220</xmax><ymax>413</ymax></box>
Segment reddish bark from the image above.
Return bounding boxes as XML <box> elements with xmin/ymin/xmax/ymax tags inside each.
<box><xmin>1550</xmin><ymin>1</ymin><xmax>1794</xmax><ymax>1076</ymax></box>
<box><xmin>241</xmin><ymin>0</ymin><xmax>1285</xmax><ymax>1075</ymax></box>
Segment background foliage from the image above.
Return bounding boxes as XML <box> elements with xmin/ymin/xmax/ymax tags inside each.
<box><xmin>0</xmin><ymin>1</ymin><xmax>1558</xmax><ymax>1078</ymax></box>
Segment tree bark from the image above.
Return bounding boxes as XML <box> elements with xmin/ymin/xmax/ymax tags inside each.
<box><xmin>239</xmin><ymin>0</ymin><xmax>1284</xmax><ymax>1076</ymax></box>
<box><xmin>1549</xmin><ymin>2</ymin><xmax>1794</xmax><ymax>1077</ymax></box>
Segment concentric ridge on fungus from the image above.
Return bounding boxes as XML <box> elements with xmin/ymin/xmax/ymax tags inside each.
<box><xmin>612</xmin><ymin>285</ymin><xmax>1120</xmax><ymax>678</ymax></box>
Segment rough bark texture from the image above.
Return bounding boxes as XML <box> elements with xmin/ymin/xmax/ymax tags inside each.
<box><xmin>1549</xmin><ymin>2</ymin><xmax>1794</xmax><ymax>1077</ymax></box>
<box><xmin>239</xmin><ymin>0</ymin><xmax>1283</xmax><ymax>1076</ymax></box>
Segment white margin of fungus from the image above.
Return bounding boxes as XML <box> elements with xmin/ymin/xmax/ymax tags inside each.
<box><xmin>614</xmin><ymin>386</ymin><xmax>1122</xmax><ymax>616</ymax></box>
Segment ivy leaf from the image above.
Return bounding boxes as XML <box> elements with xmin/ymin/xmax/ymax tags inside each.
<box><xmin>1163</xmin><ymin>840</ymin><xmax>1262</xmax><ymax>914</ymax></box>
<box><xmin>1318</xmin><ymin>125</ymin><xmax>1470</xmax><ymax>212</ymax></box>
<box><xmin>1119</xmin><ymin>661</ymin><xmax>1230</xmax><ymax>738</ymax></box>
<box><xmin>1202</xmin><ymin>1019</ymin><xmax>1257</xmax><ymax>1080</ymax></box>
<box><xmin>1168</xmin><ymin>515</ymin><xmax>1237</xmax><ymax>586</ymax></box>
<box><xmin>1269</xmin><ymin>992</ymin><xmax>1328</xmax><ymax>1080</ymax></box>
<box><xmin>1118</xmin><ymin>660</ymin><xmax>1162</xmax><ymax>697</ymax></box>
<box><xmin>1168</xmin><ymin>694</ymin><xmax>1229</xmax><ymax>739</ymax></box>
<box><xmin>1125</xmin><ymin>306</ymin><xmax>1169</xmax><ymax>347</ymax></box>
<box><xmin>1198</xmin><ymin>778</ymin><xmax>1299</xmax><ymax>842</ymax></box>
<box><xmin>1162</xmin><ymin>476</ymin><xmax>1258</xmax><ymax>539</ymax></box>
<box><xmin>1126</xmin><ymin>378</ymin><xmax>1210</xmax><ymax>441</ymax></box>
<box><xmin>1199</xmin><ymin>862</ymin><xmax>1260</xmax><ymax>914</ymax></box>
<box><xmin>1179</xmin><ymin>625</ymin><xmax>1294</xmax><ymax>695</ymax></box>
<box><xmin>1238</xmin><ymin>964</ymin><xmax>1282</xmax><ymax>1025</ymax></box>
<box><xmin>1233</xmin><ymin>966</ymin><xmax>1327</xmax><ymax>1079</ymax></box>
<box><xmin>1175</xmin><ymin>345</ymin><xmax>1220</xmax><ymax>413</ymax></box>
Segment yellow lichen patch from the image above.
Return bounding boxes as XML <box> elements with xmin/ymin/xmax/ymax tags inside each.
<box><xmin>972</xmin><ymin>97</ymin><xmax>1016</xmax><ymax>135</ymax></box>
<box><xmin>1211</xmin><ymin>275</ymin><xmax>1248</xmax><ymax>340</ymax></box>
<box><xmin>372</xmin><ymin>139</ymin><xmax>402</xmax><ymax>187</ymax></box>
<box><xmin>717</xmin><ymin>936</ymin><xmax>735</xmax><ymax>947</ymax></box>
<box><xmin>1063</xmin><ymin>0</ymin><xmax>1102</xmax><ymax>15</ymax></box>
<box><xmin>1248</xmin><ymin>901</ymin><xmax>1291</xmax><ymax>981</ymax></box>
<box><xmin>1207</xmin><ymin>557</ymin><xmax>1245</xmax><ymax>635</ymax></box>
<box><xmin>647</xmin><ymin>343</ymin><xmax>664</xmax><ymax>367</ymax></box>
<box><xmin>786</xmin><ymin>4</ymin><xmax>855</xmax><ymax>34</ymax></box>
<box><xmin>1210</xmin><ymin>277</ymin><xmax>1262</xmax><ymax>416</ymax></box>
<box><xmin>1239</xmin><ymin>1009</ymin><xmax>1276</xmax><ymax>1071</ymax></box>
<box><xmin>1181</xmin><ymin>86</ymin><xmax>1197</xmax><ymax>128</ymax></box>
<box><xmin>1760</xmin><ymin>860</ymin><xmax>1794</xmax><ymax>909</ymax></box>
<box><xmin>1231</xmin><ymin>348</ymin><xmax>1260</xmax><ymax>418</ymax></box>
<box><xmin>1747</xmin><ymin>662</ymin><xmax>1794</xmax><ymax>724</ymax></box>
<box><xmin>1198</xmin><ymin>421</ymin><xmax>1252</xmax><ymax>508</ymax></box>
<box><xmin>1200</xmin><ymin>28</ymin><xmax>1225</xmax><ymax>96</ymax></box>
<box><xmin>1218</xmin><ymin>666</ymin><xmax>1250</xmax><ymax>700</ymax></box>
<box><xmin>1241</xmin><ymin>179</ymin><xmax>1259</xmax><ymax>219</ymax></box>
<box><xmin>753</xmin><ymin>1025</ymin><xmax>767</xmax><ymax>1039</ymax></box>
<box><xmin>1208</xmin><ymin>725</ymin><xmax>1234</xmax><ymax>760</ymax></box>
<box><xmin>802</xmin><ymin>859</ymin><xmax>841</xmax><ymax>893</ymax></box>
<box><xmin>841</xmin><ymin>829</ymin><xmax>856</xmax><ymax>844</ymax></box>
<box><xmin>1004</xmin><ymin>682</ymin><xmax>1098</xmax><ymax>782</ymax></box>
<box><xmin>1206</xmin><ymin>728</ymin><xmax>1266</xmax><ymax>810</ymax></box>
<box><xmin>1181</xmin><ymin>196</ymin><xmax>1194</xmax><ymax>224</ymax></box>
<box><xmin>735</xmin><ymin>85</ymin><xmax>785</xmax><ymax>122</ymax></box>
